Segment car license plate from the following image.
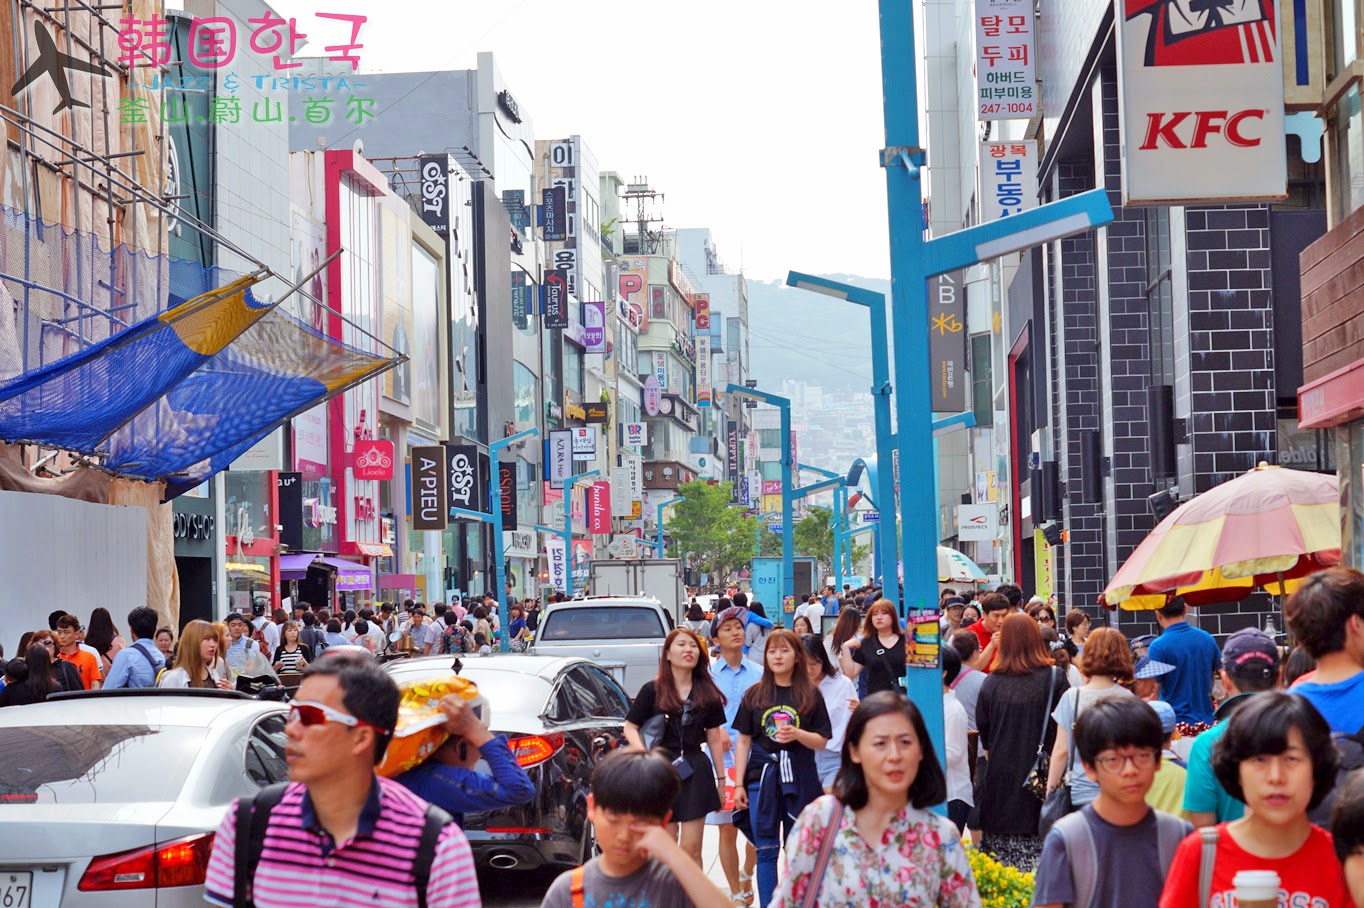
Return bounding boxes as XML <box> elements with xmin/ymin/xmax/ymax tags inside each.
<box><xmin>0</xmin><ymin>872</ymin><xmax>31</xmax><ymax>908</ymax></box>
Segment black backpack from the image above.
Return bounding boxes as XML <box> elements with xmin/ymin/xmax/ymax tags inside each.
<box><xmin>232</xmin><ymin>783</ymin><xmax>452</xmax><ymax>908</ymax></box>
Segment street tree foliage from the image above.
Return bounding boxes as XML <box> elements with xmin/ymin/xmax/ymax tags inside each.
<box><xmin>665</xmin><ymin>480</ymin><xmax>758</xmax><ymax>581</ymax></box>
<box><xmin>759</xmin><ymin>528</ymin><xmax>783</xmax><ymax>557</ymax></box>
<box><xmin>793</xmin><ymin>505</ymin><xmax>870</xmax><ymax>576</ymax></box>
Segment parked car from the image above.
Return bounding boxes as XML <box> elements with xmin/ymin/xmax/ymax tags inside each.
<box><xmin>383</xmin><ymin>653</ymin><xmax>628</xmax><ymax>871</ymax></box>
<box><xmin>530</xmin><ymin>596</ymin><xmax>671</xmax><ymax>697</ymax></box>
<box><xmin>0</xmin><ymin>688</ymin><xmax>289</xmax><ymax>906</ymax></box>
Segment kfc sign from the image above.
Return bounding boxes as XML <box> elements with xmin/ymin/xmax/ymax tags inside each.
<box><xmin>352</xmin><ymin>440</ymin><xmax>394</xmax><ymax>481</ymax></box>
<box><xmin>1116</xmin><ymin>0</ymin><xmax>1285</xmax><ymax>204</ymax></box>
<box><xmin>1138</xmin><ymin>110</ymin><xmax>1267</xmax><ymax>150</ymax></box>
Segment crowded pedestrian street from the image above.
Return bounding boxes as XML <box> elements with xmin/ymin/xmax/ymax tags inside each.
<box><xmin>3</xmin><ymin>0</ymin><xmax>1364</xmax><ymax>907</ymax></box>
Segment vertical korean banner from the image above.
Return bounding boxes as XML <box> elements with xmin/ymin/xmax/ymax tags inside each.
<box><xmin>727</xmin><ymin>421</ymin><xmax>740</xmax><ymax>503</ymax></box>
<box><xmin>929</xmin><ymin>272</ymin><xmax>968</xmax><ymax>411</ymax></box>
<box><xmin>974</xmin><ymin>0</ymin><xmax>1036</xmax><ymax>119</ymax></box>
<box><xmin>978</xmin><ymin>141</ymin><xmax>1039</xmax><ymax>222</ymax></box>
<box><xmin>546</xmin><ymin>538</ymin><xmax>568</xmax><ymax>592</ymax></box>
<box><xmin>695</xmin><ymin>335</ymin><xmax>712</xmax><ymax>407</ymax></box>
<box><xmin>583</xmin><ymin>301</ymin><xmax>607</xmax><ymax>354</ymax></box>
<box><xmin>653</xmin><ymin>352</ymin><xmax>669</xmax><ymax>390</ymax></box>
<box><xmin>511</xmin><ymin>272</ymin><xmax>530</xmax><ymax>330</ymax></box>
<box><xmin>589</xmin><ymin>482</ymin><xmax>612</xmax><ymax>534</ymax></box>
<box><xmin>542</xmin><ymin>186</ymin><xmax>567</xmax><ymax>241</ymax></box>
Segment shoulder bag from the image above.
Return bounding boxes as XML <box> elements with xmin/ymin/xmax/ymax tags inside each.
<box><xmin>798</xmin><ymin>801</ymin><xmax>845</xmax><ymax>908</ymax></box>
<box><xmin>1023</xmin><ymin>667</ymin><xmax>1061</xmax><ymax>800</ymax></box>
<box><xmin>1039</xmin><ymin>689</ymin><xmax>1080</xmax><ymax>836</ymax></box>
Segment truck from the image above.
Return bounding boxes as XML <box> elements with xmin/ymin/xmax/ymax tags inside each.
<box><xmin>530</xmin><ymin>596</ymin><xmax>672</xmax><ymax>697</ymax></box>
<box><xmin>587</xmin><ymin>558</ymin><xmax>687</xmax><ymax>625</ymax></box>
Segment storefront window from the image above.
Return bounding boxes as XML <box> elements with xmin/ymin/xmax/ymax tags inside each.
<box><xmin>1334</xmin><ymin>85</ymin><xmax>1364</xmax><ymax>218</ymax></box>
<box><xmin>225</xmin><ymin>471</ymin><xmax>273</xmax><ymax>541</ymax></box>
<box><xmin>1334</xmin><ymin>0</ymin><xmax>1359</xmax><ymax>73</ymax></box>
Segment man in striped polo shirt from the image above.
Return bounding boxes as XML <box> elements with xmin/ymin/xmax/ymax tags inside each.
<box><xmin>204</xmin><ymin>655</ymin><xmax>481</xmax><ymax>908</ymax></box>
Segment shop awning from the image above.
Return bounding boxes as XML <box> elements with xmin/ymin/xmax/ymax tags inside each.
<box><xmin>279</xmin><ymin>553</ymin><xmax>320</xmax><ymax>579</ymax></box>
<box><xmin>356</xmin><ymin>542</ymin><xmax>393</xmax><ymax>557</ymax></box>
<box><xmin>316</xmin><ymin>556</ymin><xmax>372</xmax><ymax>591</ymax></box>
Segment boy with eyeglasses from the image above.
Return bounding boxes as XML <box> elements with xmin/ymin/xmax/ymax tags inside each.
<box><xmin>1033</xmin><ymin>697</ymin><xmax>1192</xmax><ymax>908</ymax></box>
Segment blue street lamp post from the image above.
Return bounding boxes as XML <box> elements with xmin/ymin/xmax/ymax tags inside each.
<box><xmin>534</xmin><ymin>468</ymin><xmax>600</xmax><ymax>599</ymax></box>
<box><xmin>797</xmin><ymin>462</ymin><xmax>847</xmax><ymax>591</ymax></box>
<box><xmin>726</xmin><ymin>384</ymin><xmax>794</xmax><ymax>608</ymax></box>
<box><xmin>875</xmin><ymin>0</ymin><xmax>1116</xmax><ymax>761</ymax></box>
<box><xmin>449</xmin><ymin>426</ymin><xmax>539</xmax><ymax>653</ymax></box>
<box><xmin>786</xmin><ymin>273</ymin><xmax>900</xmax><ymax>607</ymax></box>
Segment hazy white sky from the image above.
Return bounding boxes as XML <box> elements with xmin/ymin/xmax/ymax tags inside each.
<box><xmin>270</xmin><ymin>0</ymin><xmax>892</xmax><ymax>281</ymax></box>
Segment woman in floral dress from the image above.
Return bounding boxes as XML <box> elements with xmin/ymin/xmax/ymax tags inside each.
<box><xmin>769</xmin><ymin>691</ymin><xmax>981</xmax><ymax>908</ymax></box>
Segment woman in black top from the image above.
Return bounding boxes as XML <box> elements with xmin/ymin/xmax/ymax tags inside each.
<box><xmin>624</xmin><ymin>627</ymin><xmax>729</xmax><ymax>866</ymax></box>
<box><xmin>272</xmin><ymin>621</ymin><xmax>313</xmax><ymax>674</ymax></box>
<box><xmin>732</xmin><ymin>628</ymin><xmax>832</xmax><ymax>908</ymax></box>
<box><xmin>28</xmin><ymin>631</ymin><xmax>81</xmax><ymax>691</ymax></box>
<box><xmin>0</xmin><ymin>647</ymin><xmax>59</xmax><ymax>706</ymax></box>
<box><xmin>975</xmin><ymin>612</ymin><xmax>1069</xmax><ymax>873</ymax></box>
<box><xmin>839</xmin><ymin>598</ymin><xmax>906</xmax><ymax>695</ymax></box>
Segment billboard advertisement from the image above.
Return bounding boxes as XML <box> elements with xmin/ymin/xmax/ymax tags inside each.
<box><xmin>583</xmin><ymin>300</ymin><xmax>607</xmax><ymax>353</ymax></box>
<box><xmin>410</xmin><ymin>446</ymin><xmax>448</xmax><ymax>531</ymax></box>
<box><xmin>1117</xmin><ymin>0</ymin><xmax>1286</xmax><ymax>204</ymax></box>
<box><xmin>417</xmin><ymin>155</ymin><xmax>450</xmax><ymax>236</ymax></box>
<box><xmin>543</xmin><ymin>185</ymin><xmax>567</xmax><ymax>240</ymax></box>
<box><xmin>695</xmin><ymin>335</ymin><xmax>712</xmax><ymax>407</ymax></box>
<box><xmin>546</xmin><ymin>430</ymin><xmax>572</xmax><ymax>489</ymax></box>
<box><xmin>589</xmin><ymin>482</ymin><xmax>612</xmax><ymax>534</ymax></box>
<box><xmin>543</xmin><ymin>268</ymin><xmax>569</xmax><ymax>329</ymax></box>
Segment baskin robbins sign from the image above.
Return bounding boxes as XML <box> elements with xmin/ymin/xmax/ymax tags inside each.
<box><xmin>1117</xmin><ymin>0</ymin><xmax>1286</xmax><ymax>204</ymax></box>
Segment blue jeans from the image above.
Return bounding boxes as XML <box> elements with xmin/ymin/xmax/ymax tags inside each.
<box><xmin>745</xmin><ymin>781</ymin><xmax>795</xmax><ymax>908</ymax></box>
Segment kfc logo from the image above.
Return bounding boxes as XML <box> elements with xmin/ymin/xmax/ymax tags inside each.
<box><xmin>1139</xmin><ymin>109</ymin><xmax>1266</xmax><ymax>149</ymax></box>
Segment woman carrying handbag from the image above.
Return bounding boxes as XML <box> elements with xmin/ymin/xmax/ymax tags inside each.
<box><xmin>769</xmin><ymin>693</ymin><xmax>982</xmax><ymax>908</ymax></box>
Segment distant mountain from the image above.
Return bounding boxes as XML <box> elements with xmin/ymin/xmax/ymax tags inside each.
<box><xmin>745</xmin><ymin>274</ymin><xmax>892</xmax><ymax>391</ymax></box>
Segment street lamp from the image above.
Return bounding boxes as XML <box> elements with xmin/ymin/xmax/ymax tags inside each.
<box><xmin>534</xmin><ymin>468</ymin><xmax>600</xmax><ymax>598</ymax></box>
<box><xmin>725</xmin><ymin>383</ymin><xmax>794</xmax><ymax>608</ymax></box>
<box><xmin>449</xmin><ymin>426</ymin><xmax>539</xmax><ymax>653</ymax></box>
<box><xmin>875</xmin><ymin>0</ymin><xmax>1115</xmax><ymax>763</ymax></box>
<box><xmin>786</xmin><ymin>272</ymin><xmax>900</xmax><ymax>608</ymax></box>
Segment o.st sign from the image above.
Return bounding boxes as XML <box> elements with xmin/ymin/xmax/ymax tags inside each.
<box><xmin>1116</xmin><ymin>0</ymin><xmax>1286</xmax><ymax>204</ymax></box>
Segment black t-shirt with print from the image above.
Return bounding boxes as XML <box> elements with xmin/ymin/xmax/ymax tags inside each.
<box><xmin>732</xmin><ymin>684</ymin><xmax>833</xmax><ymax>785</ymax></box>
<box><xmin>852</xmin><ymin>633</ymin><xmax>907</xmax><ymax>694</ymax></box>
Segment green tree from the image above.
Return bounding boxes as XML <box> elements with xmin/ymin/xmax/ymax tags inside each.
<box><xmin>793</xmin><ymin>505</ymin><xmax>870</xmax><ymax>576</ymax></box>
<box><xmin>758</xmin><ymin>527</ymin><xmax>783</xmax><ymax>557</ymax></box>
<box><xmin>665</xmin><ymin>480</ymin><xmax>757</xmax><ymax>581</ymax></box>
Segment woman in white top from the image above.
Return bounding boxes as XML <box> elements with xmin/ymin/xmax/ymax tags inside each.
<box><xmin>770</xmin><ymin>693</ymin><xmax>982</xmax><ymax>908</ymax></box>
<box><xmin>941</xmin><ymin>645</ymin><xmax>974</xmax><ymax>833</ymax></box>
<box><xmin>158</xmin><ymin>620</ymin><xmax>231</xmax><ymax>690</ymax></box>
<box><xmin>802</xmin><ymin>634</ymin><xmax>859</xmax><ymax>790</ymax></box>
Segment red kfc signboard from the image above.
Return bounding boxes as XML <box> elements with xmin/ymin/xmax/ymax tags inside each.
<box><xmin>352</xmin><ymin>440</ymin><xmax>395</xmax><ymax>480</ymax></box>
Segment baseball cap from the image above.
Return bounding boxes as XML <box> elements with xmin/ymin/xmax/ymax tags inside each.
<box><xmin>711</xmin><ymin>606</ymin><xmax>749</xmax><ymax>637</ymax></box>
<box><xmin>1129</xmin><ymin>633</ymin><xmax>1157</xmax><ymax>653</ymax></box>
<box><xmin>1222</xmin><ymin>628</ymin><xmax>1280</xmax><ymax>680</ymax></box>
<box><xmin>1134</xmin><ymin>656</ymin><xmax>1176</xmax><ymax>679</ymax></box>
<box><xmin>943</xmin><ymin>597</ymin><xmax>966</xmax><ymax>610</ymax></box>
<box><xmin>1149</xmin><ymin>700</ymin><xmax>1177</xmax><ymax>735</ymax></box>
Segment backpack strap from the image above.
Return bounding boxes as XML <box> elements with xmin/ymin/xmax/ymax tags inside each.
<box><xmin>570</xmin><ymin>865</ymin><xmax>587</xmax><ymax>908</ymax></box>
<box><xmin>131</xmin><ymin>641</ymin><xmax>158</xmax><ymax>672</ymax></box>
<box><xmin>233</xmin><ymin>783</ymin><xmax>290</xmax><ymax>908</ymax></box>
<box><xmin>1054</xmin><ymin>811</ymin><xmax>1097</xmax><ymax>908</ymax></box>
<box><xmin>1197</xmin><ymin>826</ymin><xmax>1219</xmax><ymax>908</ymax></box>
<box><xmin>414</xmin><ymin>803</ymin><xmax>453</xmax><ymax>908</ymax></box>
<box><xmin>1153</xmin><ymin>810</ymin><xmax>1186</xmax><ymax>874</ymax></box>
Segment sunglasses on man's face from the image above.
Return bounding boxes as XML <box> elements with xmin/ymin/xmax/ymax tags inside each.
<box><xmin>287</xmin><ymin>700</ymin><xmax>386</xmax><ymax>734</ymax></box>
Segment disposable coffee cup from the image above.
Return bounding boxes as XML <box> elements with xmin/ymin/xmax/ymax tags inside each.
<box><xmin>1232</xmin><ymin>870</ymin><xmax>1280</xmax><ymax>908</ymax></box>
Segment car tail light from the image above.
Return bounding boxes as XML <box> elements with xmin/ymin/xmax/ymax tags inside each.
<box><xmin>506</xmin><ymin>732</ymin><xmax>564</xmax><ymax>767</ymax></box>
<box><xmin>78</xmin><ymin>833</ymin><xmax>215</xmax><ymax>891</ymax></box>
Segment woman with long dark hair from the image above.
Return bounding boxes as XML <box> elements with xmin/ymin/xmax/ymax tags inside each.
<box><xmin>84</xmin><ymin>607</ymin><xmax>126</xmax><ymax>678</ymax></box>
<box><xmin>770</xmin><ymin>692</ymin><xmax>980</xmax><ymax>908</ymax></box>
<box><xmin>732</xmin><ymin>629</ymin><xmax>832</xmax><ymax>908</ymax></box>
<box><xmin>271</xmin><ymin>621</ymin><xmax>312</xmax><ymax>674</ymax></box>
<box><xmin>624</xmin><ymin>627</ymin><xmax>730</xmax><ymax>866</ymax></box>
<box><xmin>801</xmin><ymin>634</ymin><xmax>858</xmax><ymax>790</ymax></box>
<box><xmin>28</xmin><ymin>631</ymin><xmax>81</xmax><ymax>691</ymax></box>
<box><xmin>974</xmin><ymin>612</ymin><xmax>1069</xmax><ymax>872</ymax></box>
<box><xmin>0</xmin><ymin>646</ymin><xmax>58</xmax><ymax>706</ymax></box>
<box><xmin>838</xmin><ymin>599</ymin><xmax>906</xmax><ymax>695</ymax></box>
<box><xmin>824</xmin><ymin>608</ymin><xmax>861</xmax><ymax>670</ymax></box>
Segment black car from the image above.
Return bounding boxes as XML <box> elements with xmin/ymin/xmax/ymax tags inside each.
<box><xmin>383</xmin><ymin>653</ymin><xmax>628</xmax><ymax>870</ymax></box>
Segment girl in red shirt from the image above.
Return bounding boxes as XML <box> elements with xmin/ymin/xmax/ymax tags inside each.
<box><xmin>1160</xmin><ymin>691</ymin><xmax>1355</xmax><ymax>908</ymax></box>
